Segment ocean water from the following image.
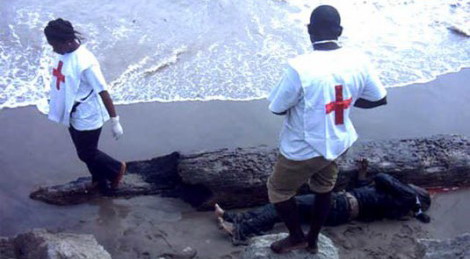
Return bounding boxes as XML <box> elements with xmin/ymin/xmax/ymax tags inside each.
<box><xmin>0</xmin><ymin>0</ymin><xmax>468</xmax><ymax>110</ymax></box>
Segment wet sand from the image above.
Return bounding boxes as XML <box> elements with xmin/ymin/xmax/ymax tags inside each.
<box><xmin>0</xmin><ymin>69</ymin><xmax>469</xmax><ymax>258</ymax></box>
<box><xmin>325</xmin><ymin>188</ymin><xmax>470</xmax><ymax>259</ymax></box>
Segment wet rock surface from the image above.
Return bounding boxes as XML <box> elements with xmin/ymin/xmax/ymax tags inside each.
<box><xmin>0</xmin><ymin>229</ymin><xmax>111</xmax><ymax>259</ymax></box>
<box><xmin>239</xmin><ymin>233</ymin><xmax>338</xmax><ymax>259</ymax></box>
<box><xmin>417</xmin><ymin>233</ymin><xmax>470</xmax><ymax>259</ymax></box>
<box><xmin>0</xmin><ymin>237</ymin><xmax>16</xmax><ymax>259</ymax></box>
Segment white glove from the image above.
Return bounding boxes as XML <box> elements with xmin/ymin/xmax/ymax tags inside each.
<box><xmin>111</xmin><ymin>116</ymin><xmax>124</xmax><ymax>140</ymax></box>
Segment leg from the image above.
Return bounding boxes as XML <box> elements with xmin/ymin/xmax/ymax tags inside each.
<box><xmin>295</xmin><ymin>194</ymin><xmax>316</xmax><ymax>222</ymax></box>
<box><xmin>306</xmin><ymin>191</ymin><xmax>332</xmax><ymax>253</ymax></box>
<box><xmin>218</xmin><ymin>202</ymin><xmax>284</xmax><ymax>245</ymax></box>
<box><xmin>69</xmin><ymin>126</ymin><xmax>106</xmax><ymax>188</ymax></box>
<box><xmin>374</xmin><ymin>173</ymin><xmax>416</xmax><ymax>202</ymax></box>
<box><xmin>69</xmin><ymin>126</ymin><xmax>124</xmax><ymax>189</ymax></box>
<box><xmin>93</xmin><ymin>145</ymin><xmax>125</xmax><ymax>189</ymax></box>
<box><xmin>270</xmin><ymin>197</ymin><xmax>307</xmax><ymax>253</ymax></box>
<box><xmin>217</xmin><ymin>217</ymin><xmax>235</xmax><ymax>236</ymax></box>
<box><xmin>266</xmin><ymin>155</ymin><xmax>328</xmax><ymax>253</ymax></box>
<box><xmin>238</xmin><ymin>203</ymin><xmax>280</xmax><ymax>233</ymax></box>
<box><xmin>306</xmin><ymin>161</ymin><xmax>339</xmax><ymax>253</ymax></box>
<box><xmin>218</xmin><ymin>204</ymin><xmax>278</xmax><ymax>232</ymax></box>
<box><xmin>214</xmin><ymin>203</ymin><xmax>225</xmax><ymax>219</ymax></box>
<box><xmin>219</xmin><ymin>203</ymin><xmax>279</xmax><ymax>224</ymax></box>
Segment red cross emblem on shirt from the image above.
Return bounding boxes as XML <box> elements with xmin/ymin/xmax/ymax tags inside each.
<box><xmin>325</xmin><ymin>85</ymin><xmax>352</xmax><ymax>125</ymax></box>
<box><xmin>53</xmin><ymin>61</ymin><xmax>65</xmax><ymax>90</ymax></box>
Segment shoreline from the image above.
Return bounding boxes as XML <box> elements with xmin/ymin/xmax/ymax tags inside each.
<box><xmin>2</xmin><ymin>66</ymin><xmax>470</xmax><ymax>112</ymax></box>
<box><xmin>2</xmin><ymin>65</ymin><xmax>469</xmax><ymax>111</ymax></box>
<box><xmin>1</xmin><ymin>69</ymin><xmax>470</xmax><ymax>258</ymax></box>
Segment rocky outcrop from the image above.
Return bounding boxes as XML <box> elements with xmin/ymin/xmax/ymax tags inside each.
<box><xmin>0</xmin><ymin>237</ymin><xmax>16</xmax><ymax>259</ymax></box>
<box><xmin>239</xmin><ymin>233</ymin><xmax>338</xmax><ymax>259</ymax></box>
<box><xmin>417</xmin><ymin>233</ymin><xmax>470</xmax><ymax>259</ymax></box>
<box><xmin>0</xmin><ymin>229</ymin><xmax>111</xmax><ymax>259</ymax></box>
<box><xmin>448</xmin><ymin>25</ymin><xmax>470</xmax><ymax>37</ymax></box>
<box><xmin>30</xmin><ymin>135</ymin><xmax>470</xmax><ymax>210</ymax></box>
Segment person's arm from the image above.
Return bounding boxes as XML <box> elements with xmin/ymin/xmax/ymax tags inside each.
<box><xmin>83</xmin><ymin>65</ymin><xmax>123</xmax><ymax>139</ymax></box>
<box><xmin>354</xmin><ymin>158</ymin><xmax>373</xmax><ymax>187</ymax></box>
<box><xmin>354</xmin><ymin>96</ymin><xmax>387</xmax><ymax>109</ymax></box>
<box><xmin>373</xmin><ymin>173</ymin><xmax>415</xmax><ymax>201</ymax></box>
<box><xmin>272</xmin><ymin>111</ymin><xmax>287</xmax><ymax>115</ymax></box>
<box><xmin>99</xmin><ymin>90</ymin><xmax>117</xmax><ymax>117</ymax></box>
<box><xmin>268</xmin><ymin>65</ymin><xmax>302</xmax><ymax>115</ymax></box>
<box><xmin>355</xmin><ymin>59</ymin><xmax>387</xmax><ymax>109</ymax></box>
<box><xmin>374</xmin><ymin>173</ymin><xmax>431</xmax><ymax>223</ymax></box>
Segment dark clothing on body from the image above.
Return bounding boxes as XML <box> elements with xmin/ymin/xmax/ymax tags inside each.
<box><xmin>223</xmin><ymin>173</ymin><xmax>422</xmax><ymax>245</ymax></box>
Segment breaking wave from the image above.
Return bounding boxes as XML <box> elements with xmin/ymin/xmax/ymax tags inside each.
<box><xmin>0</xmin><ymin>0</ymin><xmax>468</xmax><ymax>110</ymax></box>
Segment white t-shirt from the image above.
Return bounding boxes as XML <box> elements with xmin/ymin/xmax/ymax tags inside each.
<box><xmin>268</xmin><ymin>48</ymin><xmax>387</xmax><ymax>161</ymax></box>
<box><xmin>48</xmin><ymin>45</ymin><xmax>110</xmax><ymax>130</ymax></box>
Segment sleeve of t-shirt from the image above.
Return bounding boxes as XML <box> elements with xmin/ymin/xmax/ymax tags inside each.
<box><xmin>268</xmin><ymin>65</ymin><xmax>302</xmax><ymax>114</ymax></box>
<box><xmin>359</xmin><ymin>62</ymin><xmax>387</xmax><ymax>101</ymax></box>
<box><xmin>82</xmin><ymin>65</ymin><xmax>108</xmax><ymax>94</ymax></box>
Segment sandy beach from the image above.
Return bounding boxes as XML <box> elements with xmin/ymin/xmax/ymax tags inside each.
<box><xmin>1</xmin><ymin>69</ymin><xmax>470</xmax><ymax>258</ymax></box>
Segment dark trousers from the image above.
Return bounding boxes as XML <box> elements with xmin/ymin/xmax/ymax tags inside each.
<box><xmin>223</xmin><ymin>194</ymin><xmax>350</xmax><ymax>244</ymax></box>
<box><xmin>68</xmin><ymin>126</ymin><xmax>121</xmax><ymax>186</ymax></box>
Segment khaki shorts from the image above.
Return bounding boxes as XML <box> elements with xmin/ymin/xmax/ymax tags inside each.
<box><xmin>267</xmin><ymin>154</ymin><xmax>338</xmax><ymax>203</ymax></box>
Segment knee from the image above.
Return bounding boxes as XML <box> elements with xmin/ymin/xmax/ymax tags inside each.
<box><xmin>76</xmin><ymin>149</ymin><xmax>97</xmax><ymax>163</ymax></box>
<box><xmin>267</xmin><ymin>180</ymin><xmax>296</xmax><ymax>204</ymax></box>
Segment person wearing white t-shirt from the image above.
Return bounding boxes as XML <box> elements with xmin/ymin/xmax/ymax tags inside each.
<box><xmin>266</xmin><ymin>6</ymin><xmax>387</xmax><ymax>254</ymax></box>
<box><xmin>44</xmin><ymin>18</ymin><xmax>126</xmax><ymax>192</ymax></box>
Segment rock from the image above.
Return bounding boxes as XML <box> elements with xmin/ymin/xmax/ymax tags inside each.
<box><xmin>447</xmin><ymin>20</ymin><xmax>470</xmax><ymax>38</ymax></box>
<box><xmin>448</xmin><ymin>25</ymin><xmax>469</xmax><ymax>37</ymax></box>
<box><xmin>417</xmin><ymin>233</ymin><xmax>470</xmax><ymax>259</ymax></box>
<box><xmin>1</xmin><ymin>228</ymin><xmax>111</xmax><ymax>259</ymax></box>
<box><xmin>240</xmin><ymin>233</ymin><xmax>338</xmax><ymax>259</ymax></box>
<box><xmin>157</xmin><ymin>246</ymin><xmax>197</xmax><ymax>258</ymax></box>
<box><xmin>30</xmin><ymin>135</ymin><xmax>470</xmax><ymax>210</ymax></box>
<box><xmin>0</xmin><ymin>237</ymin><xmax>15</xmax><ymax>259</ymax></box>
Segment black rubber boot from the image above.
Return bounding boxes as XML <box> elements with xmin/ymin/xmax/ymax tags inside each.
<box><xmin>270</xmin><ymin>197</ymin><xmax>307</xmax><ymax>253</ymax></box>
<box><xmin>306</xmin><ymin>191</ymin><xmax>332</xmax><ymax>254</ymax></box>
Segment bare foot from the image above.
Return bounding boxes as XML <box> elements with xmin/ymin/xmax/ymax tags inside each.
<box><xmin>270</xmin><ymin>235</ymin><xmax>307</xmax><ymax>254</ymax></box>
<box><xmin>306</xmin><ymin>244</ymin><xmax>318</xmax><ymax>254</ymax></box>
<box><xmin>217</xmin><ymin>217</ymin><xmax>234</xmax><ymax>236</ymax></box>
<box><xmin>214</xmin><ymin>203</ymin><xmax>225</xmax><ymax>218</ymax></box>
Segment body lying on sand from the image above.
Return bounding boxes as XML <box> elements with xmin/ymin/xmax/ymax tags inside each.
<box><xmin>215</xmin><ymin>159</ymin><xmax>431</xmax><ymax>245</ymax></box>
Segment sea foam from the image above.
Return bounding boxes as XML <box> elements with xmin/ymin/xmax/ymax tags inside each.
<box><xmin>0</xmin><ymin>0</ymin><xmax>468</xmax><ymax>110</ymax></box>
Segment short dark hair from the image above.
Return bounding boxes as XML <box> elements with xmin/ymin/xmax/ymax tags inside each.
<box><xmin>44</xmin><ymin>18</ymin><xmax>82</xmax><ymax>43</ymax></box>
<box><xmin>308</xmin><ymin>5</ymin><xmax>342</xmax><ymax>37</ymax></box>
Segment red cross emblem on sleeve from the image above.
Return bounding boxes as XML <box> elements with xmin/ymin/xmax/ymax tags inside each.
<box><xmin>53</xmin><ymin>61</ymin><xmax>65</xmax><ymax>90</ymax></box>
<box><xmin>325</xmin><ymin>85</ymin><xmax>352</xmax><ymax>125</ymax></box>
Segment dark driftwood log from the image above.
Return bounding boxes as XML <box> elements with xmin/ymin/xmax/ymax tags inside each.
<box><xmin>30</xmin><ymin>152</ymin><xmax>181</xmax><ymax>205</ymax></box>
<box><xmin>30</xmin><ymin>135</ymin><xmax>470</xmax><ymax>210</ymax></box>
<box><xmin>177</xmin><ymin>134</ymin><xmax>470</xmax><ymax>210</ymax></box>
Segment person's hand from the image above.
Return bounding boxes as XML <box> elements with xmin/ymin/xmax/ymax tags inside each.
<box><xmin>111</xmin><ymin>116</ymin><xmax>123</xmax><ymax>140</ymax></box>
<box><xmin>358</xmin><ymin>158</ymin><xmax>369</xmax><ymax>172</ymax></box>
<box><xmin>356</xmin><ymin>158</ymin><xmax>369</xmax><ymax>181</ymax></box>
